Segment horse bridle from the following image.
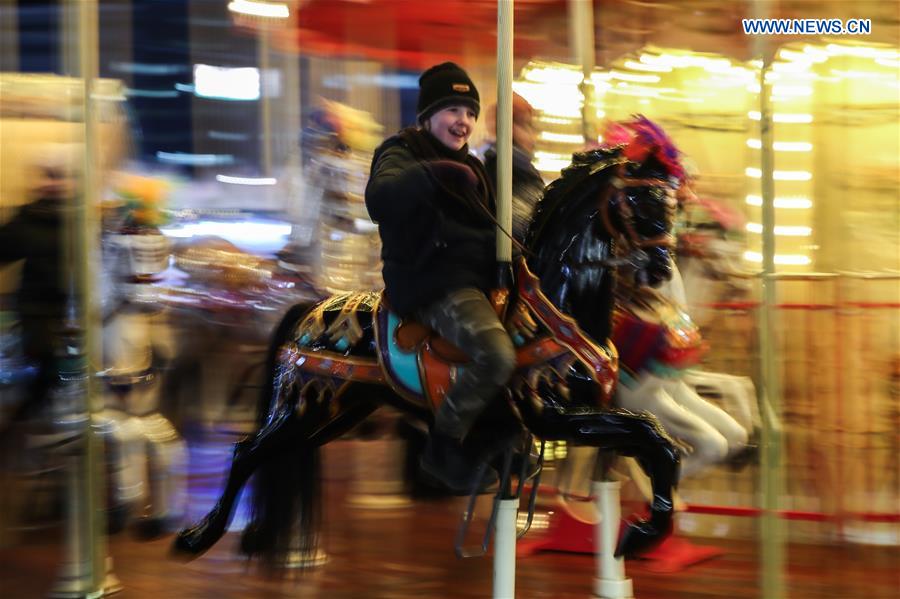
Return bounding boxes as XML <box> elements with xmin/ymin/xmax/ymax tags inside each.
<box><xmin>477</xmin><ymin>160</ymin><xmax>679</xmax><ymax>275</ymax></box>
<box><xmin>602</xmin><ymin>164</ymin><xmax>677</xmax><ymax>247</ymax></box>
<box><xmin>562</xmin><ymin>163</ymin><xmax>677</xmax><ymax>275</ymax></box>
<box><xmin>592</xmin><ymin>163</ymin><xmax>678</xmax><ymax>269</ymax></box>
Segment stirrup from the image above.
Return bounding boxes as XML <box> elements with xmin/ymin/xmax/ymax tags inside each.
<box><xmin>454</xmin><ymin>436</ymin><xmax>545</xmax><ymax>558</ymax></box>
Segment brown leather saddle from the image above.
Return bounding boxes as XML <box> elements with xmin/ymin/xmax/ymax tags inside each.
<box><xmin>393</xmin><ymin>288</ymin><xmax>511</xmax><ymax>364</ymax></box>
<box><xmin>394</xmin><ymin>320</ymin><xmax>471</xmax><ymax>364</ymax></box>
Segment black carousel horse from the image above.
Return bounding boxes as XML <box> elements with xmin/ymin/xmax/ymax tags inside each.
<box><xmin>173</xmin><ymin>117</ymin><xmax>684</xmax><ymax>567</ymax></box>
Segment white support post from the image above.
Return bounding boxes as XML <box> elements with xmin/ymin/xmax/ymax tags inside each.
<box><xmin>493</xmin><ymin>498</ymin><xmax>519</xmax><ymax>599</ymax></box>
<box><xmin>495</xmin><ymin>0</ymin><xmax>513</xmax><ymax>266</ymax></box>
<box><xmin>593</xmin><ymin>481</ymin><xmax>634</xmax><ymax>599</ymax></box>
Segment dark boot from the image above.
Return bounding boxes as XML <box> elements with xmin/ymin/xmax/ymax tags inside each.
<box><xmin>419</xmin><ymin>431</ymin><xmax>498</xmax><ymax>495</ymax></box>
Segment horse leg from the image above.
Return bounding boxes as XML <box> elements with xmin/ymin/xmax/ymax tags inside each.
<box><xmin>172</xmin><ymin>398</ymin><xmax>301</xmax><ymax>558</ymax></box>
<box><xmin>664</xmin><ymin>378</ymin><xmax>749</xmax><ymax>457</ymax></box>
<box><xmin>521</xmin><ymin>405</ymin><xmax>680</xmax><ymax>557</ymax></box>
<box><xmin>618</xmin><ymin>374</ymin><xmax>729</xmax><ymax>479</ymax></box>
<box><xmin>308</xmin><ymin>400</ymin><xmax>379</xmax><ymax>446</ymax></box>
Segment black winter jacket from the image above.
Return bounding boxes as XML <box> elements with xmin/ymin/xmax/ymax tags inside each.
<box><xmin>365</xmin><ymin>128</ymin><xmax>497</xmax><ymax>316</ymax></box>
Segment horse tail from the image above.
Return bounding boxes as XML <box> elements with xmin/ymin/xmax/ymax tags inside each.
<box><xmin>244</xmin><ymin>301</ymin><xmax>322</xmax><ymax>567</ymax></box>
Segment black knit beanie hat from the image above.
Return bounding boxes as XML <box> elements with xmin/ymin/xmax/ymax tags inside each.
<box><xmin>416</xmin><ymin>62</ymin><xmax>480</xmax><ymax>124</ymax></box>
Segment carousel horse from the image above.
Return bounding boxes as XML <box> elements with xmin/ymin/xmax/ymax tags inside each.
<box><xmin>603</xmin><ymin>171</ymin><xmax>758</xmax><ymax>482</ymax></box>
<box><xmin>527</xmin><ymin>150</ymin><xmax>751</xmax><ymax>496</ymax></box>
<box><xmin>98</xmin><ymin>219</ymin><xmax>187</xmax><ymax>536</ymax></box>
<box><xmin>280</xmin><ymin>99</ymin><xmax>384</xmax><ymax>293</ymax></box>
<box><xmin>612</xmin><ymin>271</ymin><xmax>750</xmax><ymax>481</ymax></box>
<box><xmin>173</xmin><ymin>117</ymin><xmax>685</xmax><ymax>567</ymax></box>
<box><xmin>671</xmin><ymin>194</ymin><xmax>763</xmax><ymax>446</ymax></box>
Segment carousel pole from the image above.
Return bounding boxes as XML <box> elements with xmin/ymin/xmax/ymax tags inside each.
<box><xmin>593</xmin><ymin>480</ymin><xmax>634</xmax><ymax>599</ymax></box>
<box><xmin>493</xmin><ymin>1</ymin><xmax>517</xmax><ymax>598</ymax></box>
<box><xmin>0</xmin><ymin>0</ymin><xmax>17</xmax><ymax>72</ymax></box>
<box><xmin>259</xmin><ymin>24</ymin><xmax>274</xmax><ymax>179</ymax></box>
<box><xmin>495</xmin><ymin>0</ymin><xmax>514</xmax><ymax>270</ymax></box>
<box><xmin>751</xmin><ymin>1</ymin><xmax>785</xmax><ymax>598</ymax></box>
<box><xmin>50</xmin><ymin>0</ymin><xmax>117</xmax><ymax>596</ymax></box>
<box><xmin>569</xmin><ymin>0</ymin><xmax>596</xmax><ymax>143</ymax></box>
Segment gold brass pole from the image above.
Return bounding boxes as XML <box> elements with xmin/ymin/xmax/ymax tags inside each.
<box><xmin>49</xmin><ymin>1</ymin><xmax>112</xmax><ymax>597</ymax></box>
<box><xmin>568</xmin><ymin>0</ymin><xmax>595</xmax><ymax>143</ymax></box>
<box><xmin>752</xmin><ymin>1</ymin><xmax>785</xmax><ymax>597</ymax></box>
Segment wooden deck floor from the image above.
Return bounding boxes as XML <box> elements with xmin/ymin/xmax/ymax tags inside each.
<box><xmin>1</xmin><ymin>440</ymin><xmax>898</xmax><ymax>598</ymax></box>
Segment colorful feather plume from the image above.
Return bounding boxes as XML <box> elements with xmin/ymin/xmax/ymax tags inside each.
<box><xmin>602</xmin><ymin>115</ymin><xmax>685</xmax><ymax>182</ymax></box>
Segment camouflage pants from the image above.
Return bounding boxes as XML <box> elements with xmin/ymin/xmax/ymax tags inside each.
<box><xmin>416</xmin><ymin>287</ymin><xmax>516</xmax><ymax>440</ymax></box>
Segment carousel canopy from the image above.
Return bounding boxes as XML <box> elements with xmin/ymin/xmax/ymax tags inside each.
<box><xmin>237</xmin><ymin>0</ymin><xmax>898</xmax><ymax>70</ymax></box>
<box><xmin>265</xmin><ymin>0</ymin><xmax>571</xmax><ymax>70</ymax></box>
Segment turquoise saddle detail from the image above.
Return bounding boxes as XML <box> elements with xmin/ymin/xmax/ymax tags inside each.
<box><xmin>380</xmin><ymin>310</ymin><xmax>424</xmax><ymax>397</ymax></box>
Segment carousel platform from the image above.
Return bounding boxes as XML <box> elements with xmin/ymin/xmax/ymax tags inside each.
<box><xmin>0</xmin><ymin>439</ymin><xmax>897</xmax><ymax>598</ymax></box>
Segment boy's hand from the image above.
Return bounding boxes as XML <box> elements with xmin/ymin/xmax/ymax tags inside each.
<box><xmin>426</xmin><ymin>160</ymin><xmax>478</xmax><ymax>189</ymax></box>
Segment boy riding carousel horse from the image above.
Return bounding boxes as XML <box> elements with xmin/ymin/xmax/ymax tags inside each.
<box><xmin>174</xmin><ymin>64</ymin><xmax>685</xmax><ymax>567</ymax></box>
<box><xmin>365</xmin><ymin>62</ymin><xmax>516</xmax><ymax>494</ymax></box>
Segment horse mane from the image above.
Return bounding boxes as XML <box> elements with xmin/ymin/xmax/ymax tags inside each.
<box><xmin>524</xmin><ymin>148</ymin><xmax>625</xmax><ymax>254</ymax></box>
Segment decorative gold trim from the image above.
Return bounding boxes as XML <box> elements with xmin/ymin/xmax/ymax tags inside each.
<box><xmin>324</xmin><ymin>293</ymin><xmax>367</xmax><ymax>347</ymax></box>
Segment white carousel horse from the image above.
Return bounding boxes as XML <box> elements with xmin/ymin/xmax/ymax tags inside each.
<box><xmin>613</xmin><ymin>263</ymin><xmax>753</xmax><ymax>481</ymax></box>
<box><xmin>98</xmin><ymin>231</ymin><xmax>187</xmax><ymax>535</ymax></box>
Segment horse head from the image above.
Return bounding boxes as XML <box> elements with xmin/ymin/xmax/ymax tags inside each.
<box><xmin>524</xmin><ymin>116</ymin><xmax>684</xmax><ymax>344</ymax></box>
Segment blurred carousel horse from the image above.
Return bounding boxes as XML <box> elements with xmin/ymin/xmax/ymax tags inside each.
<box><xmin>671</xmin><ymin>195</ymin><xmax>764</xmax><ymax>445</ymax></box>
<box><xmin>281</xmin><ymin>99</ymin><xmax>384</xmax><ymax>294</ymax></box>
<box><xmin>98</xmin><ymin>228</ymin><xmax>187</xmax><ymax>536</ymax></box>
<box><xmin>168</xmin><ymin>237</ymin><xmax>323</xmax><ymax>426</ymax></box>
<box><xmin>613</xmin><ymin>273</ymin><xmax>751</xmax><ymax>483</ymax></box>
<box><xmin>173</xmin><ymin>117</ymin><xmax>688</xmax><ymax>567</ymax></box>
<box><xmin>674</xmin><ymin>193</ymin><xmax>752</xmax><ymax>330</ymax></box>
<box><xmin>610</xmin><ymin>191</ymin><xmax>759</xmax><ymax>490</ymax></box>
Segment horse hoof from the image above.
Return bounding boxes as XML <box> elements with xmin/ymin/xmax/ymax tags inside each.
<box><xmin>170</xmin><ymin>530</ymin><xmax>205</xmax><ymax>561</ymax></box>
<box><xmin>614</xmin><ymin>512</ymin><xmax>673</xmax><ymax>558</ymax></box>
<box><xmin>170</xmin><ymin>519</ymin><xmax>224</xmax><ymax>559</ymax></box>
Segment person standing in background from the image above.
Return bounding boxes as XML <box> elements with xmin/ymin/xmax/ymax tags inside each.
<box><xmin>0</xmin><ymin>145</ymin><xmax>78</xmax><ymax>422</ymax></box>
<box><xmin>482</xmin><ymin>92</ymin><xmax>545</xmax><ymax>242</ymax></box>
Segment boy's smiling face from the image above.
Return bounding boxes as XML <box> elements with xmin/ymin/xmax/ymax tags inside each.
<box><xmin>426</xmin><ymin>104</ymin><xmax>477</xmax><ymax>151</ymax></box>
